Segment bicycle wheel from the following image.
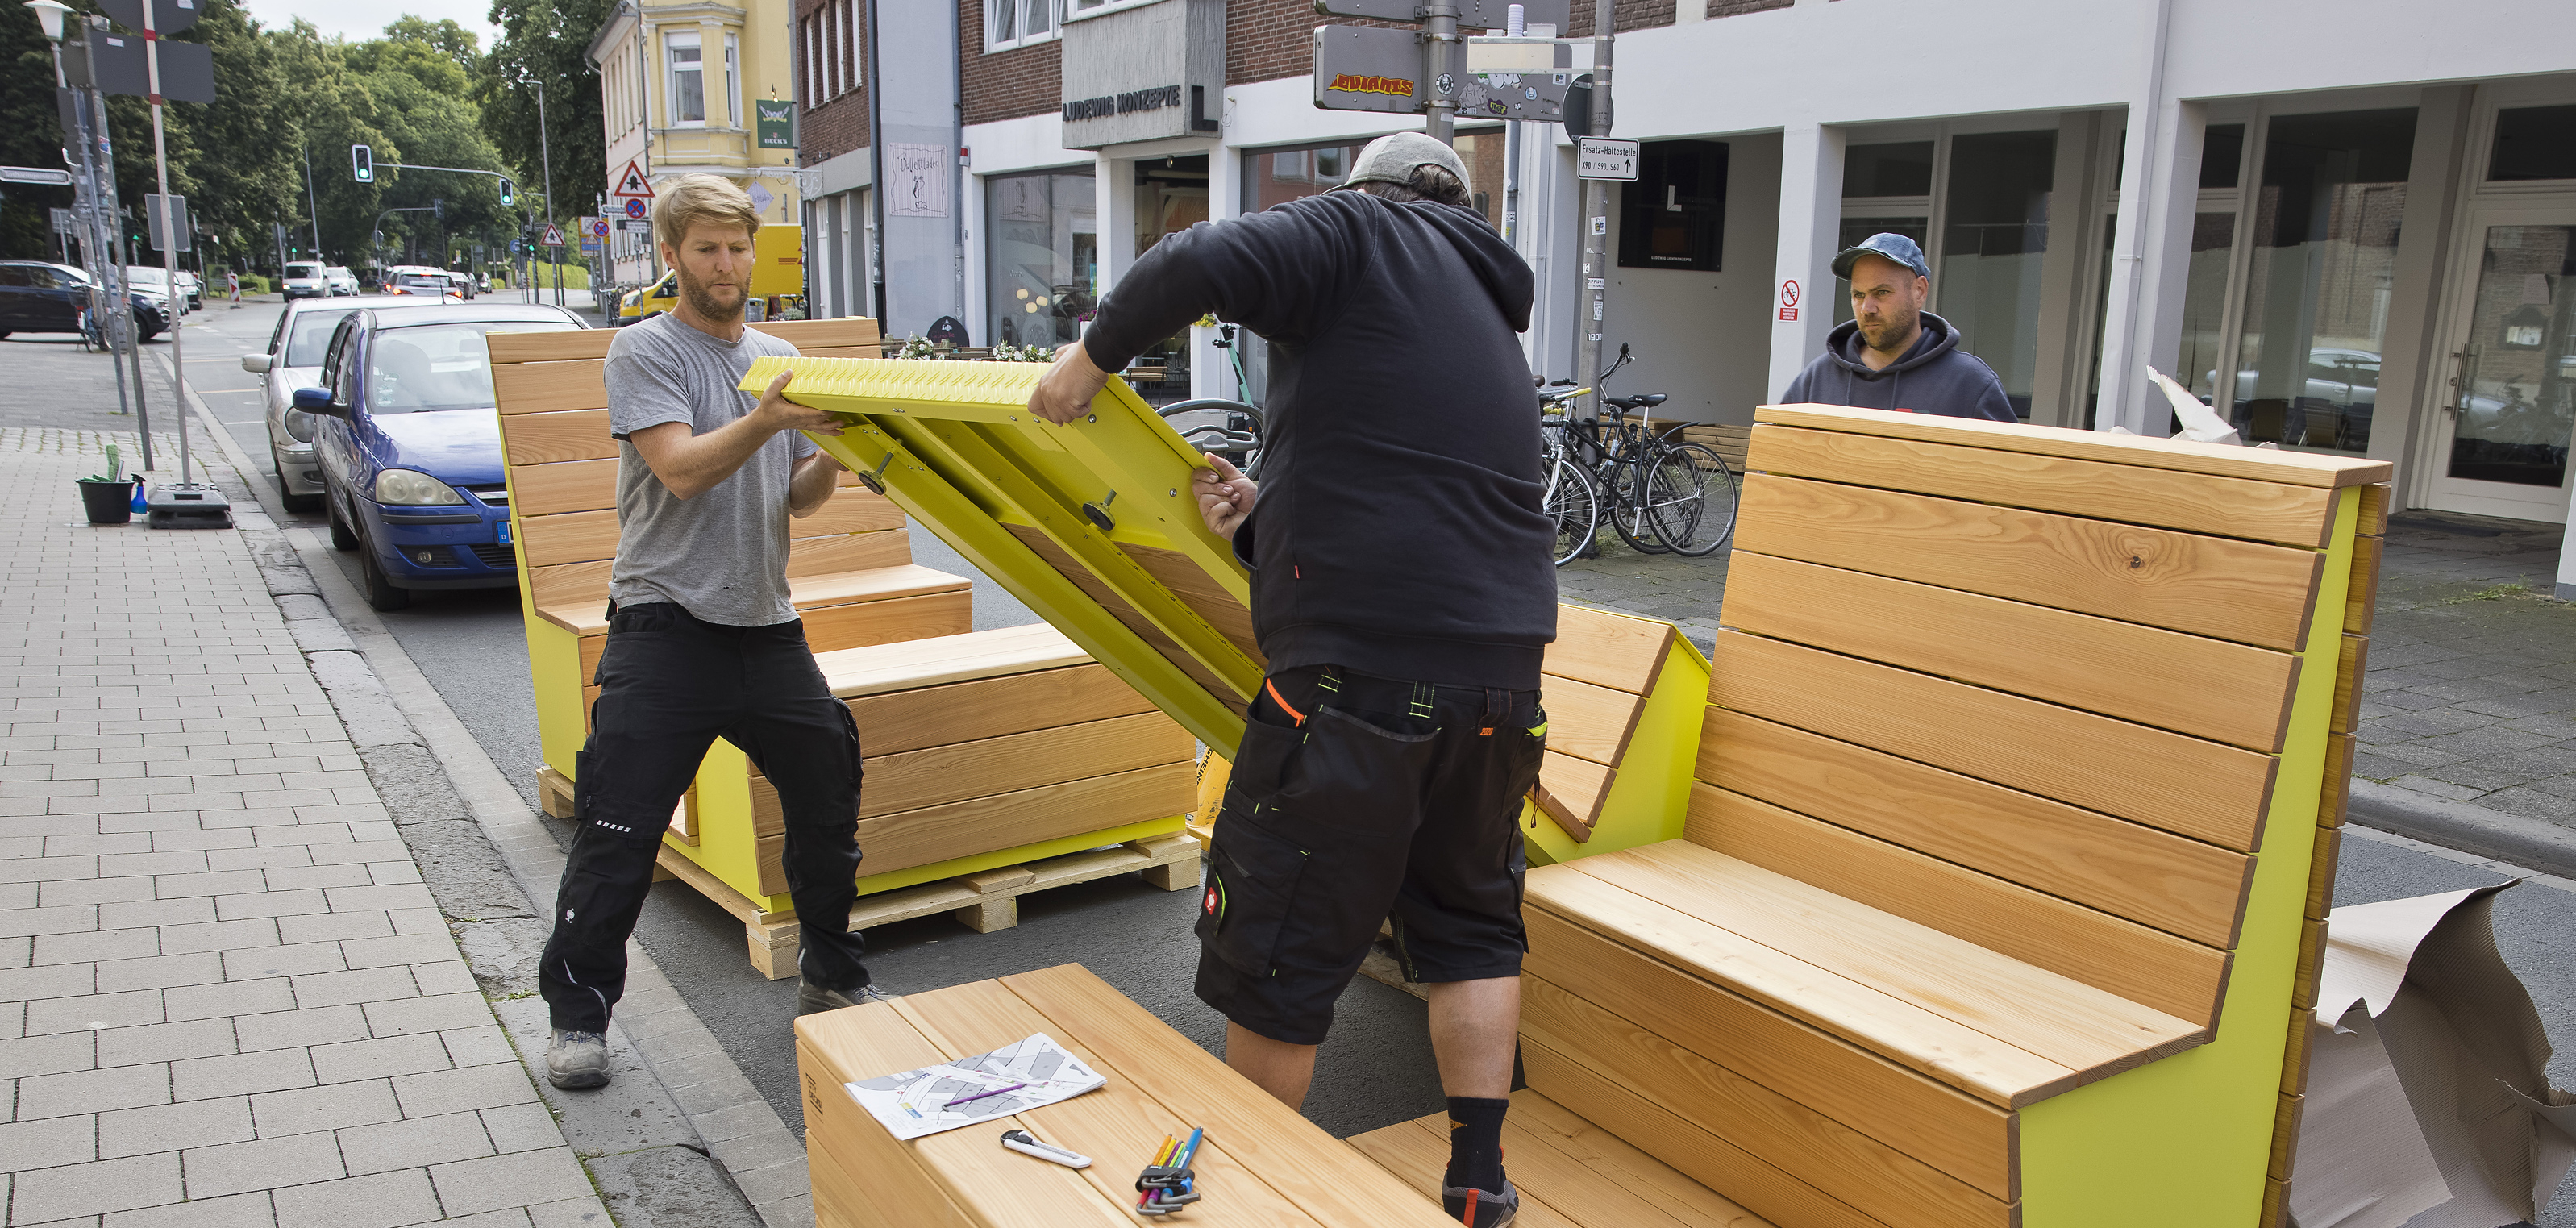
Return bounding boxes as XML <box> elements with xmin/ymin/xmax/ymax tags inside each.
<box><xmin>1646</xmin><ymin>442</ymin><xmax>1738</xmax><ymax>556</ymax></box>
<box><xmin>1543</xmin><ymin>456</ymin><xmax>1599</xmax><ymax>567</ymax></box>
<box><xmin>1603</xmin><ymin>456</ymin><xmax>1671</xmax><ymax>553</ymax></box>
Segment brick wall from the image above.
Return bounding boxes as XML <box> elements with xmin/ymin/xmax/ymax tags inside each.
<box><xmin>1563</xmin><ymin>0</ymin><xmax>1676</xmax><ymax>37</ymax></box>
<box><xmin>1229</xmin><ymin>0</ymin><xmax>1410</xmax><ymax>85</ymax></box>
<box><xmin>797</xmin><ymin>0</ymin><xmax>872</xmax><ymax>164</ymax></box>
<box><xmin>961</xmin><ymin>0</ymin><xmax>1066</xmax><ymax>125</ymax></box>
<box><xmin>1707</xmin><ymin>0</ymin><xmax>1789</xmax><ymax>19</ymax></box>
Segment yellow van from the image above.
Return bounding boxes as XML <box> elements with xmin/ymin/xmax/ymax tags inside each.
<box><xmin>618</xmin><ymin>224</ymin><xmax>802</xmax><ymax>324</ymax></box>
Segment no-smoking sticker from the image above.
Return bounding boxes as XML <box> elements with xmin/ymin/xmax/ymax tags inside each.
<box><xmin>1779</xmin><ymin>278</ymin><xmax>1801</xmax><ymax>322</ymax></box>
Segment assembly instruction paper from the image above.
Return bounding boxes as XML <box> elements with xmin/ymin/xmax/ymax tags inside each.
<box><xmin>846</xmin><ymin>1032</ymin><xmax>1105</xmax><ymax>1140</ymax></box>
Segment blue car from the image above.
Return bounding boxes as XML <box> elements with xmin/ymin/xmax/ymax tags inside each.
<box><xmin>296</xmin><ymin>302</ymin><xmax>587</xmax><ymax>610</ymax></box>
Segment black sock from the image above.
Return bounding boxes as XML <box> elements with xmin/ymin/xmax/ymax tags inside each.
<box><xmin>1444</xmin><ymin>1096</ymin><xmax>1509</xmax><ymax>1193</ymax></box>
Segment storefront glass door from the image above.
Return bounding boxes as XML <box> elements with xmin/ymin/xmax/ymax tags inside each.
<box><xmin>2428</xmin><ymin>212</ymin><xmax>2576</xmax><ymax>521</ymax></box>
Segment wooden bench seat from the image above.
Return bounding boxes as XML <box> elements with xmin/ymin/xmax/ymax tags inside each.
<box><xmin>543</xmin><ymin>562</ymin><xmax>973</xmax><ymax>636</ymax></box>
<box><xmin>1352</xmin><ymin>1090</ymin><xmax>1778</xmax><ymax>1228</ymax></box>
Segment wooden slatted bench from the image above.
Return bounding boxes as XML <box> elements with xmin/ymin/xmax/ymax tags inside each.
<box><xmin>1675</xmin><ymin>423</ymin><xmax>1750</xmax><ymax>473</ymax></box>
<box><xmin>1506</xmin><ymin>404</ymin><xmax>2387</xmax><ymax>1227</ymax></box>
<box><xmin>1525</xmin><ymin>604</ymin><xmax>1709</xmax><ymax>855</ymax></box>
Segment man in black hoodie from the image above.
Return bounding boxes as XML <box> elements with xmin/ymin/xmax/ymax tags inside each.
<box><xmin>1028</xmin><ymin>132</ymin><xmax>1553</xmax><ymax>1228</ymax></box>
<box><xmin>1785</xmin><ymin>232</ymin><xmax>2018</xmax><ymax>422</ymax></box>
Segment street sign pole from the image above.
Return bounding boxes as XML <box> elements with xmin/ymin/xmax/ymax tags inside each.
<box><xmin>139</xmin><ymin>0</ymin><xmax>208</xmax><ymax>507</ymax></box>
<box><xmin>1424</xmin><ymin>2</ymin><xmax>1458</xmax><ymax>145</ymax></box>
<box><xmin>46</xmin><ymin>23</ymin><xmax>137</xmax><ymax>432</ymax></box>
<box><xmin>1571</xmin><ymin>0</ymin><xmax>1614</xmax><ymax>421</ymax></box>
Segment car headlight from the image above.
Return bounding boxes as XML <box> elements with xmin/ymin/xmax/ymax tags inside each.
<box><xmin>373</xmin><ymin>469</ymin><xmax>465</xmax><ymax>506</ymax></box>
<box><xmin>283</xmin><ymin>409</ymin><xmax>316</xmax><ymax>443</ymax></box>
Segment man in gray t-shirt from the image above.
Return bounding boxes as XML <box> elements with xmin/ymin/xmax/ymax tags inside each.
<box><xmin>538</xmin><ymin>175</ymin><xmax>885</xmax><ymax>1093</ymax></box>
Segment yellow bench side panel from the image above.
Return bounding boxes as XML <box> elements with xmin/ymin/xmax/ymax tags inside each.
<box><xmin>1525</xmin><ymin>636</ymin><xmax>1712</xmax><ymax>867</ymax></box>
<box><xmin>2016</xmin><ymin>485</ymin><xmax>2356</xmax><ymax>1227</ymax></box>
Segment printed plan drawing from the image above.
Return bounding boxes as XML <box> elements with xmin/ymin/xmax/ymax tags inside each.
<box><xmin>846</xmin><ymin>1032</ymin><xmax>1107</xmax><ymax>1140</ymax></box>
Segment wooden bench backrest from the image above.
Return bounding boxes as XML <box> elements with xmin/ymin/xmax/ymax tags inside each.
<box><xmin>487</xmin><ymin>318</ymin><xmax>907</xmax><ymax>616</ymax></box>
<box><xmin>1532</xmin><ymin>605</ymin><xmax>1675</xmax><ymax>839</ymax></box>
<box><xmin>1697</xmin><ymin>404</ymin><xmax>2387</xmax><ymax>1030</ymax></box>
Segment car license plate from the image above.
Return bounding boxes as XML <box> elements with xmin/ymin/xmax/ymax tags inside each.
<box><xmin>497</xmin><ymin>521</ymin><xmax>512</xmax><ymax>546</ymax></box>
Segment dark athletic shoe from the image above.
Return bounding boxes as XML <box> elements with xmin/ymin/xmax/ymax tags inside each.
<box><xmin>1442</xmin><ymin>1176</ymin><xmax>1517</xmax><ymax>1227</ymax></box>
<box><xmin>545</xmin><ymin>1029</ymin><xmax>610</xmax><ymax>1089</ymax></box>
<box><xmin>798</xmin><ymin>980</ymin><xmax>897</xmax><ymax>1016</ymax></box>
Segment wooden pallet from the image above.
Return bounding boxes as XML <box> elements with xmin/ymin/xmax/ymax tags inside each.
<box><xmin>654</xmin><ymin>832</ymin><xmax>1201</xmax><ymax>979</ymax></box>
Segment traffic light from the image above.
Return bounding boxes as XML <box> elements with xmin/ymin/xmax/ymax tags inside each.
<box><xmin>352</xmin><ymin>144</ymin><xmax>374</xmax><ymax>183</ymax></box>
<box><xmin>432</xmin><ymin>198</ymin><xmax>444</xmax><ymax>221</ymax></box>
<box><xmin>497</xmin><ymin>178</ymin><xmax>514</xmax><ymax>207</ymax></box>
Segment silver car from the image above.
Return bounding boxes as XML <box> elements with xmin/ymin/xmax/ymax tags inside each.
<box><xmin>325</xmin><ymin>266</ymin><xmax>360</xmax><ymax>296</ymax></box>
<box><xmin>241</xmin><ymin>295</ymin><xmax>422</xmax><ymax>509</ymax></box>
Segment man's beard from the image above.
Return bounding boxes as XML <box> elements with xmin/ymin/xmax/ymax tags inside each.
<box><xmin>1858</xmin><ymin>302</ymin><xmax>1920</xmax><ymax>354</ymax></box>
<box><xmin>676</xmin><ymin>266</ymin><xmax>744</xmax><ymax>322</ymax></box>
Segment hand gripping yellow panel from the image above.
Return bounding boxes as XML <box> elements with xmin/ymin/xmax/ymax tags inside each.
<box><xmin>741</xmin><ymin>357</ymin><xmax>1260</xmax><ymax>753</ymax></box>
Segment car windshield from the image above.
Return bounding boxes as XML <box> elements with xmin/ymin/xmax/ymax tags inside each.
<box><xmin>396</xmin><ymin>277</ymin><xmax>448</xmax><ymax>291</ymax></box>
<box><xmin>365</xmin><ymin>321</ymin><xmax>579</xmax><ymax>414</ymax></box>
<box><xmin>283</xmin><ymin>310</ymin><xmax>354</xmax><ymax>367</ymax></box>
<box><xmin>285</xmin><ymin>264</ymin><xmax>323</xmax><ymax>279</ymax></box>
<box><xmin>327</xmin><ymin>267</ymin><xmax>352</xmax><ymax>279</ymax></box>
<box><xmin>125</xmin><ymin>267</ymin><xmax>167</xmax><ymax>285</ymax></box>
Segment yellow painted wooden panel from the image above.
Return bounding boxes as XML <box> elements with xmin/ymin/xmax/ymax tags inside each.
<box><xmin>1521</xmin><ymin>976</ymin><xmax>2010</xmax><ymax>1228</ymax></box>
<box><xmin>1523</xmin><ymin>905</ymin><xmax>2012</xmax><ymax>1195</ymax></box>
<box><xmin>1748</xmin><ymin>423</ymin><xmax>2339</xmax><ymax>547</ymax></box>
<box><xmin>1525</xmin><ymin>864</ymin><xmax>2079</xmax><ymax>1109</ymax></box>
<box><xmin>1688</xmin><ymin>785</ymin><xmax>2229</xmax><ymax>1026</ymax></box>
<box><xmin>1721</xmin><ymin>551</ymin><xmax>2299</xmax><ymax>751</ymax></box>
<box><xmin>492</xmin><ymin>358</ymin><xmax>608</xmax><ymax>415</ymax></box>
<box><xmin>1709</xmin><ymin>630</ymin><xmax>2278</xmax><ymax>851</ymax></box>
<box><xmin>501</xmin><ymin>409</ymin><xmax>616</xmax><ymax>464</ymax></box>
<box><xmin>1733</xmin><ymin>474</ymin><xmax>2327</xmax><ymax>652</ymax></box>
<box><xmin>1696</xmin><ymin>708</ymin><xmax>2254</xmax><ymax>949</ymax></box>
<box><xmin>1754</xmin><ymin>403</ymin><xmax>2392</xmax><ymax>488</ymax></box>
<box><xmin>1538</xmin><ymin>673</ymin><xmax>1649</xmax><ymax>767</ymax></box>
<box><xmin>848</xmin><ymin>664</ymin><xmax>1158</xmax><ymax>756</ymax></box>
<box><xmin>1546</xmin><ymin>605</ymin><xmax>1675</xmax><ymax>694</ymax></box>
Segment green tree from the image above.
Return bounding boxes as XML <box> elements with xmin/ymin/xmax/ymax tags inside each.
<box><xmin>481</xmin><ymin>0</ymin><xmax>611</xmax><ymax>226</ymax></box>
<box><xmin>383</xmin><ymin>15</ymin><xmax>482</xmax><ymax>77</ymax></box>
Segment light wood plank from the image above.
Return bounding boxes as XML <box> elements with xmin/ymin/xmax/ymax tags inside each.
<box><xmin>1545</xmin><ymin>605</ymin><xmax>1675</xmax><ymax>694</ymax></box>
<box><xmin>755</xmin><ymin>317</ymin><xmax>884</xmax><ymax>348</ymax></box>
<box><xmin>1722</xmin><ymin>551</ymin><xmax>2300</xmax><ymax>751</ymax></box>
<box><xmin>510</xmin><ymin>457</ymin><xmax>619</xmax><ymax>517</ymax></box>
<box><xmin>492</xmin><ymin>357</ymin><xmax>609</xmax><ymax>415</ymax></box>
<box><xmin>1697</xmin><ymin>708</ymin><xmax>2254</xmax><ymax>949</ymax></box>
<box><xmin>850</xmin><ymin>664</ymin><xmax>1155</xmax><ymax>756</ymax></box>
<box><xmin>797</xmin><ymin>1031</ymin><xmax>984</xmax><ymax>1228</ymax></box>
<box><xmin>1523</xmin><ymin>905</ymin><xmax>2012</xmax><ymax>1194</ymax></box>
<box><xmin>531</xmin><ymin>560</ymin><xmax>612</xmax><ymax>618</ymax></box>
<box><xmin>1754</xmin><ymin>403</ymin><xmax>2392</xmax><ymax>488</ymax></box>
<box><xmin>2291</xmin><ymin>918</ymin><xmax>2326</xmax><ymax>1011</ymax></box>
<box><xmin>2282</xmin><ymin>1007</ymin><xmax>2316</xmax><ymax>1097</ymax></box>
<box><xmin>801</xmin><ymin>590</ymin><xmax>974</xmax><ymax>656</ymax></box>
<box><xmin>543</xmin><ymin>556</ymin><xmax>956</xmax><ymax>638</ymax></box>
<box><xmin>788</xmin><ymin>527</ymin><xmax>913</xmax><ymax>578</ymax></box>
<box><xmin>1521</xmin><ymin>976</ymin><xmax>2008</xmax><ymax>1228</ymax></box>
<box><xmin>2356</xmin><ymin>482</ymin><xmax>2390</xmax><ymax>535</ymax></box>
<box><xmin>1521</xmin><ymin>1035</ymin><xmax>1896</xmax><ymax>1228</ymax></box>
<box><xmin>2270</xmin><ymin>1092</ymin><xmax>2307</xmax><ymax>1180</ymax></box>
<box><xmin>1534</xmin><ymin>752</ymin><xmax>1613</xmax><ymax>839</ymax></box>
<box><xmin>1749</xmin><ymin>423</ymin><xmax>2339</xmax><ymax>547</ymax></box>
<box><xmin>1524</xmin><ymin>864</ymin><xmax>2079</xmax><ymax>1109</ymax></box>
<box><xmin>2333</xmin><ymin>634</ymin><xmax>2369</xmax><ymax>735</ymax></box>
<box><xmin>850</xmin><ymin>711</ymin><xmax>1191</xmax><ymax>818</ymax></box>
<box><xmin>1005</xmin><ymin>524</ymin><xmax>1250</xmax><ymax>704</ymax></box>
<box><xmin>799</xmin><ymin>489</ymin><xmax>910</xmax><ymax>537</ymax></box>
<box><xmin>1348</xmin><ymin>1115</ymin><xmax>1593</xmax><ymax>1228</ymax></box>
<box><xmin>2308</xmin><ymin>826</ymin><xmax>2342</xmax><ymax>924</ymax></box>
<box><xmin>2346</xmin><ymin>535</ymin><xmax>2383</xmax><ymax>635</ymax></box>
<box><xmin>1577</xmin><ymin>843</ymin><xmax>2205</xmax><ymax>1080</ymax></box>
<box><xmin>1687</xmin><ymin>785</ymin><xmax>2229</xmax><ymax>1027</ymax></box>
<box><xmin>1001</xmin><ymin>964</ymin><xmax>1464</xmax><ymax>1228</ymax></box>
<box><xmin>1504</xmin><ymin>1090</ymin><xmax>1789</xmax><ymax>1228</ymax></box>
<box><xmin>1709</xmin><ymin>630</ymin><xmax>2278</xmax><ymax>851</ymax></box>
<box><xmin>772</xmin><ymin>761</ymin><xmax>1196</xmax><ymax>880</ymax></box>
<box><xmin>501</xmin><ymin>409</ymin><xmax>617</xmax><ymax>464</ymax></box>
<box><xmin>1538</xmin><ymin>673</ymin><xmax>1649</xmax><ymax>768</ymax></box>
<box><xmin>819</xmin><ymin>624</ymin><xmax>1090</xmax><ymax>697</ymax></box>
<box><xmin>1733</xmin><ymin>474</ymin><xmax>2327</xmax><ymax>651</ymax></box>
<box><xmin>488</xmin><ymin>329</ymin><xmax>618</xmax><ymax>364</ymax></box>
<box><xmin>2320</xmin><ymin>733</ymin><xmax>2355</xmax><ymax>829</ymax></box>
<box><xmin>520</xmin><ymin>507</ymin><xmax>622</xmax><ymax>568</ymax></box>
<box><xmin>896</xmin><ymin>980</ymin><xmax>1333</xmax><ymax>1228</ymax></box>
<box><xmin>1121</xmin><ymin>543</ymin><xmax>1261</xmax><ymax>665</ymax></box>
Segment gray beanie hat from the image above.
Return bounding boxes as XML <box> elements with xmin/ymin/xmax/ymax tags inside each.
<box><xmin>1341</xmin><ymin>131</ymin><xmax>1469</xmax><ymax>190</ymax></box>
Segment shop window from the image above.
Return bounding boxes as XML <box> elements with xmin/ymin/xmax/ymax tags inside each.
<box><xmin>1938</xmin><ymin>130</ymin><xmax>2057</xmax><ymax>421</ymax></box>
<box><xmin>1844</xmin><ymin>142</ymin><xmax>1933</xmax><ymax>198</ymax></box>
<box><xmin>667</xmin><ymin>31</ymin><xmax>705</xmax><ymax>126</ymax></box>
<box><xmin>2488</xmin><ymin>105</ymin><xmax>2576</xmax><ymax>183</ymax></box>
<box><xmin>1618</xmin><ymin>140</ymin><xmax>1726</xmax><ymax>273</ymax></box>
<box><xmin>2228</xmin><ymin>108</ymin><xmax>2415</xmax><ymax>453</ymax></box>
<box><xmin>984</xmin><ymin>170</ymin><xmax>1096</xmax><ymax>352</ymax></box>
<box><xmin>2201</xmin><ymin>123</ymin><xmax>2245</xmax><ymax>189</ymax></box>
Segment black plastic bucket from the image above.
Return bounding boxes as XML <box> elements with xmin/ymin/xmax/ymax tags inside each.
<box><xmin>77</xmin><ymin>479</ymin><xmax>135</xmax><ymax>524</ymax></box>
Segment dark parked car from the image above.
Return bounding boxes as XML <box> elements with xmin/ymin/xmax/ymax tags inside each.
<box><xmin>299</xmin><ymin>302</ymin><xmax>585</xmax><ymax>610</ymax></box>
<box><xmin>0</xmin><ymin>260</ymin><xmax>168</xmax><ymax>341</ymax></box>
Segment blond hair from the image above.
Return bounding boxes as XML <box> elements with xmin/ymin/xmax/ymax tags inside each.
<box><xmin>654</xmin><ymin>173</ymin><xmax>763</xmax><ymax>249</ymax></box>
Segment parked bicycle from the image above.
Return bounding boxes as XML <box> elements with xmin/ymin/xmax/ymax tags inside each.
<box><xmin>1153</xmin><ymin>323</ymin><xmax>1264</xmax><ymax>480</ymax></box>
<box><xmin>1539</xmin><ymin>344</ymin><xmax>1738</xmax><ymax>564</ymax></box>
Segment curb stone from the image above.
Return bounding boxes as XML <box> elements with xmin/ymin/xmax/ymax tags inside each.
<box><xmin>166</xmin><ymin>356</ymin><xmax>797</xmax><ymax>1226</ymax></box>
<box><xmin>2349</xmin><ymin>780</ymin><xmax>2576</xmax><ymax>881</ymax></box>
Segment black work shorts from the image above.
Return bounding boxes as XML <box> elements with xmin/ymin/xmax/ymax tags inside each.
<box><xmin>1193</xmin><ymin>664</ymin><xmax>1546</xmax><ymax>1046</ymax></box>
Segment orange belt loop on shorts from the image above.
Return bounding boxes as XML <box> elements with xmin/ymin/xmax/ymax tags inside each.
<box><xmin>1264</xmin><ymin>677</ymin><xmax>1307</xmax><ymax>726</ymax></box>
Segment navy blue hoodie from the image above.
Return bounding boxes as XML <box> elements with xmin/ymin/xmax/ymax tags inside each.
<box><xmin>1080</xmin><ymin>191</ymin><xmax>1557</xmax><ymax>690</ymax></box>
<box><xmin>1783</xmin><ymin>312</ymin><xmax>2018</xmax><ymax>422</ymax></box>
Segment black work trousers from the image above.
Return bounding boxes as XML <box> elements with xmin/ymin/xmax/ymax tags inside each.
<box><xmin>539</xmin><ymin>602</ymin><xmax>872</xmax><ymax>1032</ymax></box>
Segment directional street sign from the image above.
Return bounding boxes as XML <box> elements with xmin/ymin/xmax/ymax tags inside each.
<box><xmin>95</xmin><ymin>0</ymin><xmax>199</xmax><ymax>35</ymax></box>
<box><xmin>1313</xmin><ymin>27</ymin><xmax>1425</xmax><ymax>116</ymax></box>
<box><xmin>1577</xmin><ymin>137</ymin><xmax>1641</xmax><ymax>181</ymax></box>
<box><xmin>612</xmin><ymin>160</ymin><xmax>655</xmax><ymax>198</ymax></box>
<box><xmin>0</xmin><ymin>166</ymin><xmax>75</xmax><ymax>186</ymax></box>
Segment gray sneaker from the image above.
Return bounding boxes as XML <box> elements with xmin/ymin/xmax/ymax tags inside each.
<box><xmin>798</xmin><ymin>980</ymin><xmax>897</xmax><ymax>1017</ymax></box>
<box><xmin>1442</xmin><ymin>1176</ymin><xmax>1517</xmax><ymax>1227</ymax></box>
<box><xmin>545</xmin><ymin>1029</ymin><xmax>610</xmax><ymax>1089</ymax></box>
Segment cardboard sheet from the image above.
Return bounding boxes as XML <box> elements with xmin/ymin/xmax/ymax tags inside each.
<box><xmin>2293</xmin><ymin>884</ymin><xmax>2576</xmax><ymax>1228</ymax></box>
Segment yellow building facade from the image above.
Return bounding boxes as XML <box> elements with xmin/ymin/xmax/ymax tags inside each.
<box><xmin>589</xmin><ymin>0</ymin><xmax>805</xmax><ymax>288</ymax></box>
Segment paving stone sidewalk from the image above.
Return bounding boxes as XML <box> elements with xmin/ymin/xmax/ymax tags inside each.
<box><xmin>0</xmin><ymin>427</ymin><xmax>608</xmax><ymax>1227</ymax></box>
<box><xmin>1556</xmin><ymin>507</ymin><xmax>2576</xmax><ymax>841</ymax></box>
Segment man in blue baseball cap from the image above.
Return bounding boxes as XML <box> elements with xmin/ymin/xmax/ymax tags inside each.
<box><xmin>1783</xmin><ymin>232</ymin><xmax>2016</xmax><ymax>422</ymax></box>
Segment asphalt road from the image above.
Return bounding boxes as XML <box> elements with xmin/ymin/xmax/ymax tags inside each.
<box><xmin>173</xmin><ymin>302</ymin><xmax>2576</xmax><ymax>1222</ymax></box>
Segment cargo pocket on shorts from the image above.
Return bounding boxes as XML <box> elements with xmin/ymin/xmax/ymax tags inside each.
<box><xmin>1281</xmin><ymin>706</ymin><xmax>1438</xmax><ymax>840</ymax></box>
<box><xmin>1195</xmin><ymin>814</ymin><xmax>1313</xmax><ymax>979</ymax></box>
